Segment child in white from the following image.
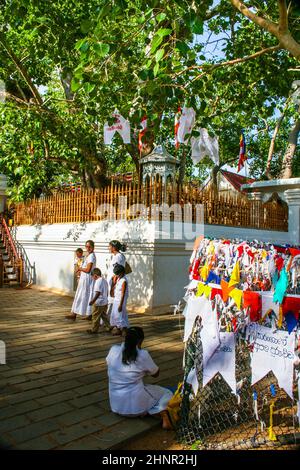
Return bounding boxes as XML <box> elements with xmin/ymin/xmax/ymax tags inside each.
<box><xmin>87</xmin><ymin>268</ymin><xmax>109</xmax><ymax>334</ymax></box>
<box><xmin>110</xmin><ymin>264</ymin><xmax>129</xmax><ymax>335</ymax></box>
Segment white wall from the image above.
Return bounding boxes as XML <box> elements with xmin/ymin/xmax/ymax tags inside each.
<box><xmin>14</xmin><ymin>219</ymin><xmax>292</xmax><ymax>313</ymax></box>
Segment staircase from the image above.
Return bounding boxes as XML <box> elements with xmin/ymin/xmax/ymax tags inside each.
<box><xmin>0</xmin><ymin>216</ymin><xmax>22</xmax><ymax>286</ymax></box>
<box><xmin>0</xmin><ymin>236</ymin><xmax>19</xmax><ymax>285</ymax></box>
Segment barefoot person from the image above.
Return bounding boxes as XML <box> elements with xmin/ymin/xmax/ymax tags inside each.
<box><xmin>106</xmin><ymin>240</ymin><xmax>126</xmax><ymax>315</ymax></box>
<box><xmin>106</xmin><ymin>327</ymin><xmax>173</xmax><ymax>428</ymax></box>
<box><xmin>109</xmin><ymin>264</ymin><xmax>129</xmax><ymax>336</ymax></box>
<box><xmin>66</xmin><ymin>240</ymin><xmax>96</xmax><ymax>321</ymax></box>
<box><xmin>74</xmin><ymin>247</ymin><xmax>84</xmax><ymax>291</ymax></box>
<box><xmin>87</xmin><ymin>268</ymin><xmax>109</xmax><ymax>334</ymax></box>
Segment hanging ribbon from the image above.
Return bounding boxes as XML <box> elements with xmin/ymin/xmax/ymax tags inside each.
<box><xmin>228</xmin><ymin>261</ymin><xmax>240</xmax><ymax>288</ymax></box>
<box><xmin>228</xmin><ymin>288</ymin><xmax>243</xmax><ymax>310</ymax></box>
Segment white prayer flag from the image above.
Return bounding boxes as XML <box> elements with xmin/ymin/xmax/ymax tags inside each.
<box><xmin>247</xmin><ymin>323</ymin><xmax>295</xmax><ymax>399</ymax></box>
<box><xmin>186</xmin><ymin>367</ymin><xmax>199</xmax><ymax>395</ymax></box>
<box><xmin>177</xmin><ymin>107</ymin><xmax>195</xmax><ymax>144</ymax></box>
<box><xmin>104</xmin><ymin>109</ymin><xmax>131</xmax><ymax>144</ymax></box>
<box><xmin>200</xmin><ymin>303</ymin><xmax>220</xmax><ymax>367</ymax></box>
<box><xmin>202</xmin><ymin>332</ymin><xmax>236</xmax><ymax>394</ymax></box>
<box><xmin>260</xmin><ymin>292</ymin><xmax>280</xmax><ymax>318</ymax></box>
<box><xmin>183</xmin><ymin>296</ymin><xmax>202</xmax><ymax>342</ymax></box>
<box><xmin>191</xmin><ymin>128</ymin><xmax>219</xmax><ymax>165</ymax></box>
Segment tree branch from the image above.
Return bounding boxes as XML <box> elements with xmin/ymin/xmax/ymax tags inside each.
<box><xmin>278</xmin><ymin>0</ymin><xmax>288</xmax><ymax>33</ymax></box>
<box><xmin>176</xmin><ymin>44</ymin><xmax>281</xmax><ymax>84</ymax></box>
<box><xmin>230</xmin><ymin>0</ymin><xmax>300</xmax><ymax>59</ymax></box>
<box><xmin>230</xmin><ymin>0</ymin><xmax>279</xmax><ymax>37</ymax></box>
<box><xmin>0</xmin><ymin>34</ymin><xmax>44</xmax><ymax>107</ymax></box>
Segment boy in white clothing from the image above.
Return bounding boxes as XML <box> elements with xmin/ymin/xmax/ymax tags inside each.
<box><xmin>87</xmin><ymin>268</ymin><xmax>109</xmax><ymax>334</ymax></box>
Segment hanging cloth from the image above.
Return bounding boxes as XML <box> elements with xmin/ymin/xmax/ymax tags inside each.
<box><xmin>273</xmin><ymin>268</ymin><xmax>288</xmax><ymax>304</ymax></box>
<box><xmin>228</xmin><ymin>261</ymin><xmax>240</xmax><ymax>288</ymax></box>
<box><xmin>228</xmin><ymin>288</ymin><xmax>243</xmax><ymax>310</ymax></box>
<box><xmin>282</xmin><ymin>296</ymin><xmax>300</xmax><ymax>319</ymax></box>
<box><xmin>243</xmin><ymin>291</ymin><xmax>262</xmax><ymax>322</ymax></box>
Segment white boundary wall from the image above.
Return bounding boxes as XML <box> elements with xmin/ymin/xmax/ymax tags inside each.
<box><xmin>14</xmin><ymin>219</ymin><xmax>291</xmax><ymax>313</ymax></box>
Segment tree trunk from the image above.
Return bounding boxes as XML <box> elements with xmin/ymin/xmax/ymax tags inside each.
<box><xmin>280</xmin><ymin>117</ymin><xmax>300</xmax><ymax>179</ymax></box>
<box><xmin>265</xmin><ymin>105</ymin><xmax>288</xmax><ymax>179</ymax></box>
<box><xmin>178</xmin><ymin>148</ymin><xmax>186</xmax><ymax>184</ymax></box>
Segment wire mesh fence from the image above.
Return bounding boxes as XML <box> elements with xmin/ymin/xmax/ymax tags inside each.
<box><xmin>176</xmin><ymin>318</ymin><xmax>299</xmax><ymax>450</ymax></box>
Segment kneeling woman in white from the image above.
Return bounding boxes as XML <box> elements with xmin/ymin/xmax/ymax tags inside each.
<box><xmin>106</xmin><ymin>327</ymin><xmax>173</xmax><ymax>427</ymax></box>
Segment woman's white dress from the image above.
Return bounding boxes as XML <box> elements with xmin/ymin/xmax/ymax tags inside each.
<box><xmin>71</xmin><ymin>252</ymin><xmax>96</xmax><ymax>316</ymax></box>
<box><xmin>110</xmin><ymin>275</ymin><xmax>129</xmax><ymax>328</ymax></box>
<box><xmin>106</xmin><ymin>344</ymin><xmax>173</xmax><ymax>416</ymax></box>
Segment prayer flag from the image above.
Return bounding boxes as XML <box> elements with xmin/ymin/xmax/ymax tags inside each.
<box><xmin>138</xmin><ymin>116</ymin><xmax>147</xmax><ymax>152</ymax></box>
<box><xmin>237</xmin><ymin>131</ymin><xmax>247</xmax><ymax>172</ymax></box>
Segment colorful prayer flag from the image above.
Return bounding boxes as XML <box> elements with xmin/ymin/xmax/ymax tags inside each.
<box><xmin>138</xmin><ymin>116</ymin><xmax>147</xmax><ymax>152</ymax></box>
<box><xmin>237</xmin><ymin>130</ymin><xmax>247</xmax><ymax>172</ymax></box>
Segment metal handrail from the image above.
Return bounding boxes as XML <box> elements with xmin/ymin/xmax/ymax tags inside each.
<box><xmin>0</xmin><ymin>214</ymin><xmax>23</xmax><ymax>286</ymax></box>
<box><xmin>8</xmin><ymin>223</ymin><xmax>35</xmax><ymax>287</ymax></box>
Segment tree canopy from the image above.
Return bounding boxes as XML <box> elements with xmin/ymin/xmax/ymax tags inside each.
<box><xmin>0</xmin><ymin>0</ymin><xmax>299</xmax><ymax>201</ymax></box>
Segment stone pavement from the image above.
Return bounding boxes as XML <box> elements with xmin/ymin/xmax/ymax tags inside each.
<box><xmin>0</xmin><ymin>288</ymin><xmax>184</xmax><ymax>450</ymax></box>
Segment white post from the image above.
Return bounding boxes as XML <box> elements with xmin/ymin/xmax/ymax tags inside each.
<box><xmin>284</xmin><ymin>189</ymin><xmax>300</xmax><ymax>245</ymax></box>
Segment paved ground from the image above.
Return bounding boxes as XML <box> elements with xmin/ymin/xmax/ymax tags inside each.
<box><xmin>0</xmin><ymin>287</ymin><xmax>184</xmax><ymax>450</ymax></box>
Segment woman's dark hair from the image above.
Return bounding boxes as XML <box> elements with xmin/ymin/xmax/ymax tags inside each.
<box><xmin>113</xmin><ymin>263</ymin><xmax>125</xmax><ymax>276</ymax></box>
<box><xmin>109</xmin><ymin>240</ymin><xmax>127</xmax><ymax>252</ymax></box>
<box><xmin>122</xmin><ymin>327</ymin><xmax>145</xmax><ymax>365</ymax></box>
<box><xmin>85</xmin><ymin>240</ymin><xmax>95</xmax><ymax>249</ymax></box>
<box><xmin>91</xmin><ymin>267</ymin><xmax>101</xmax><ymax>276</ymax></box>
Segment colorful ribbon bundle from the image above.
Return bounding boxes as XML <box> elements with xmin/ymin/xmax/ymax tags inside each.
<box><xmin>187</xmin><ymin>238</ymin><xmax>300</xmax><ymax>329</ymax></box>
<box><xmin>182</xmin><ymin>237</ymin><xmax>300</xmax><ymax>436</ymax></box>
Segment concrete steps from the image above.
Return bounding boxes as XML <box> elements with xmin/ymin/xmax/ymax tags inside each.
<box><xmin>0</xmin><ymin>236</ymin><xmax>19</xmax><ymax>286</ymax></box>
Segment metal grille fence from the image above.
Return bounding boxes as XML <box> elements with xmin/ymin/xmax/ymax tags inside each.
<box><xmin>176</xmin><ymin>321</ymin><xmax>299</xmax><ymax>450</ymax></box>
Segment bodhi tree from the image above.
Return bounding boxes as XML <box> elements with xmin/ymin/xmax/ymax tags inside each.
<box><xmin>0</xmin><ymin>0</ymin><xmax>299</xmax><ymax>201</ymax></box>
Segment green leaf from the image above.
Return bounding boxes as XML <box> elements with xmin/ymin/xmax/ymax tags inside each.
<box><xmin>157</xmin><ymin>28</ymin><xmax>172</xmax><ymax>37</ymax></box>
<box><xmin>192</xmin><ymin>19</ymin><xmax>203</xmax><ymax>35</ymax></box>
<box><xmin>94</xmin><ymin>43</ymin><xmax>110</xmax><ymax>57</ymax></box>
<box><xmin>176</xmin><ymin>41</ymin><xmax>190</xmax><ymax>55</ymax></box>
<box><xmin>75</xmin><ymin>40</ymin><xmax>89</xmax><ymax>53</ymax></box>
<box><xmin>83</xmin><ymin>82</ymin><xmax>95</xmax><ymax>93</ymax></box>
<box><xmin>138</xmin><ymin>69</ymin><xmax>149</xmax><ymax>80</ymax></box>
<box><xmin>155</xmin><ymin>48</ymin><xmax>165</xmax><ymax>62</ymax></box>
<box><xmin>150</xmin><ymin>34</ymin><xmax>163</xmax><ymax>53</ymax></box>
<box><xmin>80</xmin><ymin>19</ymin><xmax>92</xmax><ymax>34</ymax></box>
<box><xmin>153</xmin><ymin>62</ymin><xmax>160</xmax><ymax>77</ymax></box>
<box><xmin>71</xmin><ymin>78</ymin><xmax>81</xmax><ymax>92</ymax></box>
<box><xmin>156</xmin><ymin>12</ymin><xmax>166</xmax><ymax>23</ymax></box>
<box><xmin>14</xmin><ymin>167</ymin><xmax>23</xmax><ymax>176</ymax></box>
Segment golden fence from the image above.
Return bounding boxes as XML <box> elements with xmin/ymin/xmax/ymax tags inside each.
<box><xmin>13</xmin><ymin>181</ymin><xmax>288</xmax><ymax>232</ymax></box>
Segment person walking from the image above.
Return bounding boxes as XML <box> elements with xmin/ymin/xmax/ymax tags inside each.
<box><xmin>87</xmin><ymin>268</ymin><xmax>109</xmax><ymax>334</ymax></box>
<box><xmin>109</xmin><ymin>264</ymin><xmax>129</xmax><ymax>336</ymax></box>
<box><xmin>66</xmin><ymin>240</ymin><xmax>96</xmax><ymax>321</ymax></box>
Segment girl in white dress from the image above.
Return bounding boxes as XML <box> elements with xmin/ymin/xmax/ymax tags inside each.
<box><xmin>106</xmin><ymin>327</ymin><xmax>173</xmax><ymax>428</ymax></box>
<box><xmin>66</xmin><ymin>240</ymin><xmax>96</xmax><ymax>321</ymax></box>
<box><xmin>109</xmin><ymin>264</ymin><xmax>129</xmax><ymax>336</ymax></box>
<box><xmin>106</xmin><ymin>240</ymin><xmax>126</xmax><ymax>314</ymax></box>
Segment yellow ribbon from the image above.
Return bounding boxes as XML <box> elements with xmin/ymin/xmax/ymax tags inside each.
<box><xmin>228</xmin><ymin>288</ymin><xmax>243</xmax><ymax>310</ymax></box>
<box><xmin>278</xmin><ymin>305</ymin><xmax>283</xmax><ymax>328</ymax></box>
<box><xmin>208</xmin><ymin>241</ymin><xmax>215</xmax><ymax>255</ymax></box>
<box><xmin>200</xmin><ymin>263</ymin><xmax>209</xmax><ymax>281</ymax></box>
<box><xmin>268</xmin><ymin>401</ymin><xmax>277</xmax><ymax>441</ymax></box>
<box><xmin>228</xmin><ymin>261</ymin><xmax>240</xmax><ymax>288</ymax></box>
<box><xmin>196</xmin><ymin>283</ymin><xmax>212</xmax><ymax>299</ymax></box>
